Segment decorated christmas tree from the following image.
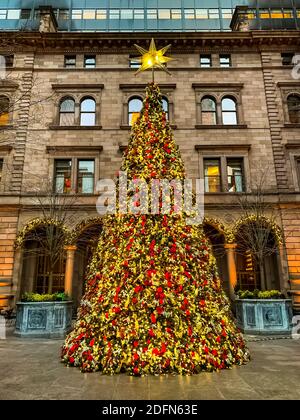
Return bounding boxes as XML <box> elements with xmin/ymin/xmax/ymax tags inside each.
<box><xmin>61</xmin><ymin>80</ymin><xmax>250</xmax><ymax>375</ymax></box>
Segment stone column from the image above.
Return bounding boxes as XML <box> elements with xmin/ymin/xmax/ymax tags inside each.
<box><xmin>64</xmin><ymin>245</ymin><xmax>77</xmax><ymax>298</ymax></box>
<box><xmin>224</xmin><ymin>243</ymin><xmax>238</xmax><ymax>301</ymax></box>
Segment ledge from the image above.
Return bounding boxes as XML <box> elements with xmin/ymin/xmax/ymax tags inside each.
<box><xmin>195</xmin><ymin>144</ymin><xmax>251</xmax><ymax>151</ymax></box>
<box><xmin>0</xmin><ymin>144</ymin><xmax>13</xmax><ymax>152</ymax></box>
<box><xmin>120</xmin><ymin>83</ymin><xmax>176</xmax><ymax>90</ymax></box>
<box><xmin>284</xmin><ymin>123</ymin><xmax>300</xmax><ymax>129</ymax></box>
<box><xmin>120</xmin><ymin>124</ymin><xmax>177</xmax><ymax>130</ymax></box>
<box><xmin>285</xmin><ymin>142</ymin><xmax>300</xmax><ymax>149</ymax></box>
<box><xmin>51</xmin><ymin>84</ymin><xmax>104</xmax><ymax>90</ymax></box>
<box><xmin>49</xmin><ymin>125</ymin><xmax>102</xmax><ymax>130</ymax></box>
<box><xmin>0</xmin><ymin>125</ymin><xmax>14</xmax><ymax>130</ymax></box>
<box><xmin>195</xmin><ymin>124</ymin><xmax>247</xmax><ymax>130</ymax></box>
<box><xmin>192</xmin><ymin>83</ymin><xmax>244</xmax><ymax>90</ymax></box>
<box><xmin>46</xmin><ymin>146</ymin><xmax>103</xmax><ymax>153</ymax></box>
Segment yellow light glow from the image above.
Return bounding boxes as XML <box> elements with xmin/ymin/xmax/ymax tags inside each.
<box><xmin>132</xmin><ymin>38</ymin><xmax>173</xmax><ymax>76</ymax></box>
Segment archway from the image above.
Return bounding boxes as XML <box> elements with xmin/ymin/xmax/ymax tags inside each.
<box><xmin>72</xmin><ymin>218</ymin><xmax>103</xmax><ymax>308</ymax></box>
<box><xmin>234</xmin><ymin>218</ymin><xmax>281</xmax><ymax>291</ymax></box>
<box><xmin>202</xmin><ymin>222</ymin><xmax>230</xmax><ymax>296</ymax></box>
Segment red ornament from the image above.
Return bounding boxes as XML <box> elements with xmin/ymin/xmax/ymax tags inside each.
<box><xmin>150</xmin><ymin>313</ymin><xmax>157</xmax><ymax>324</ymax></box>
<box><xmin>89</xmin><ymin>338</ymin><xmax>95</xmax><ymax>347</ymax></box>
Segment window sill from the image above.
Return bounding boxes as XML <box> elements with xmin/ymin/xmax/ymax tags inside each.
<box><xmin>195</xmin><ymin>124</ymin><xmax>247</xmax><ymax>129</ymax></box>
<box><xmin>284</xmin><ymin>123</ymin><xmax>300</xmax><ymax>128</ymax></box>
<box><xmin>0</xmin><ymin>125</ymin><xmax>14</xmax><ymax>130</ymax></box>
<box><xmin>49</xmin><ymin>125</ymin><xmax>102</xmax><ymax>130</ymax></box>
<box><xmin>120</xmin><ymin>124</ymin><xmax>177</xmax><ymax>130</ymax></box>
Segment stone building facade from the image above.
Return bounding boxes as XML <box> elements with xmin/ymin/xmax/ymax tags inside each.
<box><xmin>0</xmin><ymin>7</ymin><xmax>300</xmax><ymax>312</ymax></box>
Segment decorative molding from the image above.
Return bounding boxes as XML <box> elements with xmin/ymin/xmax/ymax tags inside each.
<box><xmin>120</xmin><ymin>83</ymin><xmax>176</xmax><ymax>90</ymax></box>
<box><xmin>193</xmin><ymin>83</ymin><xmax>244</xmax><ymax>90</ymax></box>
<box><xmin>195</xmin><ymin>144</ymin><xmax>251</xmax><ymax>151</ymax></box>
<box><xmin>46</xmin><ymin>146</ymin><xmax>103</xmax><ymax>153</ymax></box>
<box><xmin>52</xmin><ymin>84</ymin><xmax>104</xmax><ymax>91</ymax></box>
<box><xmin>49</xmin><ymin>125</ymin><xmax>102</xmax><ymax>130</ymax></box>
<box><xmin>195</xmin><ymin>124</ymin><xmax>247</xmax><ymax>130</ymax></box>
<box><xmin>0</xmin><ymin>144</ymin><xmax>13</xmax><ymax>153</ymax></box>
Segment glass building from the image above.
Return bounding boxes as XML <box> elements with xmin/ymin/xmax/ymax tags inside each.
<box><xmin>0</xmin><ymin>0</ymin><xmax>299</xmax><ymax>32</ymax></box>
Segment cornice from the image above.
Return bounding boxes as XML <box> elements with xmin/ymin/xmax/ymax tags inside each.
<box><xmin>195</xmin><ymin>144</ymin><xmax>251</xmax><ymax>151</ymax></box>
<box><xmin>120</xmin><ymin>83</ymin><xmax>176</xmax><ymax>90</ymax></box>
<box><xmin>46</xmin><ymin>146</ymin><xmax>103</xmax><ymax>153</ymax></box>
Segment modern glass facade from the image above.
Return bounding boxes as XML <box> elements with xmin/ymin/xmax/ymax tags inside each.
<box><xmin>0</xmin><ymin>0</ymin><xmax>299</xmax><ymax>32</ymax></box>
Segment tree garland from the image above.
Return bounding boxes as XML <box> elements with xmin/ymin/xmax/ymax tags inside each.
<box><xmin>68</xmin><ymin>217</ymin><xmax>104</xmax><ymax>245</ymax></box>
<box><xmin>233</xmin><ymin>215</ymin><xmax>283</xmax><ymax>246</ymax></box>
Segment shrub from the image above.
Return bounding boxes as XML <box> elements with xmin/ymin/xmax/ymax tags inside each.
<box><xmin>236</xmin><ymin>289</ymin><xmax>284</xmax><ymax>300</ymax></box>
<box><xmin>21</xmin><ymin>292</ymin><xmax>69</xmax><ymax>302</ymax></box>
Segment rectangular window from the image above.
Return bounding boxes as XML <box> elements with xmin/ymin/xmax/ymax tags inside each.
<box><xmin>283</xmin><ymin>9</ymin><xmax>293</xmax><ymax>18</ymax></box>
<box><xmin>7</xmin><ymin>9</ymin><xmax>20</xmax><ymax>19</ymax></box>
<box><xmin>77</xmin><ymin>160</ymin><xmax>95</xmax><ymax>194</ymax></box>
<box><xmin>260</xmin><ymin>9</ymin><xmax>270</xmax><ymax>19</ymax></box>
<box><xmin>270</xmin><ymin>10</ymin><xmax>283</xmax><ymax>19</ymax></box>
<box><xmin>84</xmin><ymin>55</ymin><xmax>96</xmax><ymax>68</ymax></box>
<box><xmin>208</xmin><ymin>9</ymin><xmax>219</xmax><ymax>19</ymax></box>
<box><xmin>200</xmin><ymin>55</ymin><xmax>212</xmax><ymax>68</ymax></box>
<box><xmin>204</xmin><ymin>159</ymin><xmax>221</xmax><ymax>193</ymax></box>
<box><xmin>134</xmin><ymin>10</ymin><xmax>144</xmax><ymax>19</ymax></box>
<box><xmin>129</xmin><ymin>54</ymin><xmax>140</xmax><ymax>68</ymax></box>
<box><xmin>5</xmin><ymin>55</ymin><xmax>14</xmax><ymax>68</ymax></box>
<box><xmin>184</xmin><ymin>9</ymin><xmax>195</xmax><ymax>19</ymax></box>
<box><xmin>64</xmin><ymin>55</ymin><xmax>76</xmax><ymax>68</ymax></box>
<box><xmin>158</xmin><ymin>9</ymin><xmax>170</xmax><ymax>19</ymax></box>
<box><xmin>20</xmin><ymin>9</ymin><xmax>31</xmax><ymax>19</ymax></box>
<box><xmin>171</xmin><ymin>9</ymin><xmax>181</xmax><ymax>20</ymax></box>
<box><xmin>109</xmin><ymin>10</ymin><xmax>120</xmax><ymax>19</ymax></box>
<box><xmin>281</xmin><ymin>52</ymin><xmax>294</xmax><ymax>66</ymax></box>
<box><xmin>222</xmin><ymin>9</ymin><xmax>233</xmax><ymax>19</ymax></box>
<box><xmin>96</xmin><ymin>9</ymin><xmax>106</xmax><ymax>19</ymax></box>
<box><xmin>0</xmin><ymin>10</ymin><xmax>7</xmax><ymax>19</ymax></box>
<box><xmin>195</xmin><ymin>9</ymin><xmax>208</xmax><ymax>19</ymax></box>
<box><xmin>121</xmin><ymin>9</ymin><xmax>133</xmax><ymax>19</ymax></box>
<box><xmin>83</xmin><ymin>9</ymin><xmax>95</xmax><ymax>19</ymax></box>
<box><xmin>147</xmin><ymin>9</ymin><xmax>157</xmax><ymax>19</ymax></box>
<box><xmin>227</xmin><ymin>158</ymin><xmax>244</xmax><ymax>192</ymax></box>
<box><xmin>54</xmin><ymin>160</ymin><xmax>72</xmax><ymax>194</ymax></box>
<box><xmin>0</xmin><ymin>159</ymin><xmax>3</xmax><ymax>183</ymax></box>
<box><xmin>58</xmin><ymin>9</ymin><xmax>69</xmax><ymax>20</ymax></box>
<box><xmin>247</xmin><ymin>10</ymin><xmax>257</xmax><ymax>19</ymax></box>
<box><xmin>72</xmin><ymin>10</ymin><xmax>82</xmax><ymax>20</ymax></box>
<box><xmin>220</xmin><ymin>54</ymin><xmax>231</xmax><ymax>68</ymax></box>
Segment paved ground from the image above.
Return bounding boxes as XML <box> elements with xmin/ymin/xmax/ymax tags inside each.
<box><xmin>0</xmin><ymin>337</ymin><xmax>299</xmax><ymax>400</ymax></box>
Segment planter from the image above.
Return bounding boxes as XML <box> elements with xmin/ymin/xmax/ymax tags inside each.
<box><xmin>15</xmin><ymin>301</ymin><xmax>73</xmax><ymax>338</ymax></box>
<box><xmin>235</xmin><ymin>298</ymin><xmax>293</xmax><ymax>335</ymax></box>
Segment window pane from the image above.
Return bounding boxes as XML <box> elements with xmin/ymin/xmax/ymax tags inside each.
<box><xmin>196</xmin><ymin>9</ymin><xmax>208</xmax><ymax>19</ymax></box>
<box><xmin>72</xmin><ymin>10</ymin><xmax>82</xmax><ymax>19</ymax></box>
<box><xmin>129</xmin><ymin>98</ymin><xmax>143</xmax><ymax>113</ymax></box>
<box><xmin>147</xmin><ymin>9</ymin><xmax>157</xmax><ymax>19</ymax></box>
<box><xmin>283</xmin><ymin>9</ymin><xmax>293</xmax><ymax>18</ymax></box>
<box><xmin>162</xmin><ymin>98</ymin><xmax>169</xmax><ymax>119</ymax></box>
<box><xmin>227</xmin><ymin>159</ymin><xmax>244</xmax><ymax>192</ymax></box>
<box><xmin>20</xmin><ymin>9</ymin><xmax>31</xmax><ymax>19</ymax></box>
<box><xmin>220</xmin><ymin>55</ymin><xmax>231</xmax><ymax>67</ymax></box>
<box><xmin>260</xmin><ymin>9</ymin><xmax>270</xmax><ymax>19</ymax></box>
<box><xmin>55</xmin><ymin>160</ymin><xmax>72</xmax><ymax>194</ymax></box>
<box><xmin>200</xmin><ymin>55</ymin><xmax>211</xmax><ymax>68</ymax></box>
<box><xmin>80</xmin><ymin>113</ymin><xmax>95</xmax><ymax>126</ymax></box>
<box><xmin>0</xmin><ymin>10</ymin><xmax>7</xmax><ymax>19</ymax></box>
<box><xmin>204</xmin><ymin>159</ymin><xmax>221</xmax><ymax>193</ymax></box>
<box><xmin>184</xmin><ymin>9</ymin><xmax>195</xmax><ymax>19</ymax></box>
<box><xmin>81</xmin><ymin>99</ymin><xmax>96</xmax><ymax>112</ymax></box>
<box><xmin>222</xmin><ymin>9</ymin><xmax>232</xmax><ymax>19</ymax></box>
<box><xmin>222</xmin><ymin>112</ymin><xmax>237</xmax><ymax>125</ymax></box>
<box><xmin>171</xmin><ymin>9</ymin><xmax>181</xmax><ymax>19</ymax></box>
<box><xmin>209</xmin><ymin>9</ymin><xmax>219</xmax><ymax>19</ymax></box>
<box><xmin>0</xmin><ymin>96</ymin><xmax>9</xmax><ymax>126</ymax></box>
<box><xmin>60</xmin><ymin>99</ymin><xmax>75</xmax><ymax>113</ymax></box>
<box><xmin>281</xmin><ymin>53</ymin><xmax>294</xmax><ymax>66</ymax></box>
<box><xmin>96</xmin><ymin>9</ymin><xmax>106</xmax><ymax>19</ymax></box>
<box><xmin>83</xmin><ymin>9</ymin><xmax>95</xmax><ymax>19</ymax></box>
<box><xmin>158</xmin><ymin>10</ymin><xmax>170</xmax><ymax>19</ymax></box>
<box><xmin>270</xmin><ymin>10</ymin><xmax>283</xmax><ymax>19</ymax></box>
<box><xmin>65</xmin><ymin>55</ymin><xmax>76</xmax><ymax>68</ymax></box>
<box><xmin>202</xmin><ymin>98</ymin><xmax>216</xmax><ymax>112</ymax></box>
<box><xmin>58</xmin><ymin>9</ymin><xmax>69</xmax><ymax>20</ymax></box>
<box><xmin>78</xmin><ymin>160</ymin><xmax>95</xmax><ymax>194</ymax></box>
<box><xmin>7</xmin><ymin>10</ymin><xmax>20</xmax><ymax>19</ymax></box>
<box><xmin>121</xmin><ymin>9</ymin><xmax>133</xmax><ymax>19</ymax></box>
<box><xmin>134</xmin><ymin>10</ymin><xmax>144</xmax><ymax>19</ymax></box>
<box><xmin>202</xmin><ymin>98</ymin><xmax>216</xmax><ymax>125</ymax></box>
<box><xmin>84</xmin><ymin>55</ymin><xmax>96</xmax><ymax>68</ymax></box>
<box><xmin>222</xmin><ymin>98</ymin><xmax>236</xmax><ymax>111</ymax></box>
<box><xmin>288</xmin><ymin>95</ymin><xmax>300</xmax><ymax>123</ymax></box>
<box><xmin>110</xmin><ymin>10</ymin><xmax>120</xmax><ymax>19</ymax></box>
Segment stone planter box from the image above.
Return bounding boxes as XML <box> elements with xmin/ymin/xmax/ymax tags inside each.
<box><xmin>235</xmin><ymin>299</ymin><xmax>293</xmax><ymax>335</ymax></box>
<box><xmin>15</xmin><ymin>301</ymin><xmax>73</xmax><ymax>338</ymax></box>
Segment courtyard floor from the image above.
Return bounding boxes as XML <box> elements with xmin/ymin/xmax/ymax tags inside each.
<box><xmin>0</xmin><ymin>336</ymin><xmax>299</xmax><ymax>400</ymax></box>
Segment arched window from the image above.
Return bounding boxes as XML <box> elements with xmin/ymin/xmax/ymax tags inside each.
<box><xmin>222</xmin><ymin>97</ymin><xmax>237</xmax><ymax>125</ymax></box>
<box><xmin>0</xmin><ymin>96</ymin><xmax>10</xmax><ymax>126</ymax></box>
<box><xmin>287</xmin><ymin>94</ymin><xmax>300</xmax><ymax>124</ymax></box>
<box><xmin>201</xmin><ymin>96</ymin><xmax>217</xmax><ymax>125</ymax></box>
<box><xmin>161</xmin><ymin>96</ymin><xmax>169</xmax><ymax>120</ymax></box>
<box><xmin>59</xmin><ymin>97</ymin><xmax>75</xmax><ymax>126</ymax></box>
<box><xmin>128</xmin><ymin>97</ymin><xmax>143</xmax><ymax>126</ymax></box>
<box><xmin>80</xmin><ymin>97</ymin><xmax>96</xmax><ymax>126</ymax></box>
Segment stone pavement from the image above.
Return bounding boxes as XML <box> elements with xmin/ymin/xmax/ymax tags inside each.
<box><xmin>0</xmin><ymin>337</ymin><xmax>299</xmax><ymax>400</ymax></box>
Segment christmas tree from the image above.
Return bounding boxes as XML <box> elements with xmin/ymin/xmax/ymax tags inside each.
<box><xmin>61</xmin><ymin>83</ymin><xmax>250</xmax><ymax>375</ymax></box>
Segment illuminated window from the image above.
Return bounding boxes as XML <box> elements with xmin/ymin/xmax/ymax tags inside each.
<box><xmin>247</xmin><ymin>10</ymin><xmax>257</xmax><ymax>19</ymax></box>
<box><xmin>109</xmin><ymin>10</ymin><xmax>120</xmax><ymax>19</ymax></box>
<box><xmin>64</xmin><ymin>55</ymin><xmax>76</xmax><ymax>68</ymax></box>
<box><xmin>287</xmin><ymin>94</ymin><xmax>300</xmax><ymax>124</ymax></box>
<box><xmin>297</xmin><ymin>10</ymin><xmax>300</xmax><ymax>18</ymax></box>
<box><xmin>208</xmin><ymin>9</ymin><xmax>219</xmax><ymax>19</ymax></box>
<box><xmin>59</xmin><ymin>98</ymin><xmax>75</xmax><ymax>126</ymax></box>
<box><xmin>161</xmin><ymin>97</ymin><xmax>169</xmax><ymax>120</ymax></box>
<box><xmin>158</xmin><ymin>9</ymin><xmax>170</xmax><ymax>19</ymax></box>
<box><xmin>121</xmin><ymin>9</ymin><xmax>133</xmax><ymax>19</ymax></box>
<box><xmin>201</xmin><ymin>97</ymin><xmax>217</xmax><ymax>125</ymax></box>
<box><xmin>128</xmin><ymin>97</ymin><xmax>143</xmax><ymax>126</ymax></box>
<box><xmin>200</xmin><ymin>55</ymin><xmax>212</xmax><ymax>68</ymax></box>
<box><xmin>72</xmin><ymin>10</ymin><xmax>82</xmax><ymax>20</ymax></box>
<box><xmin>270</xmin><ymin>10</ymin><xmax>283</xmax><ymax>19</ymax></box>
<box><xmin>222</xmin><ymin>9</ymin><xmax>232</xmax><ymax>19</ymax></box>
<box><xmin>54</xmin><ymin>160</ymin><xmax>72</xmax><ymax>194</ymax></box>
<box><xmin>227</xmin><ymin>158</ymin><xmax>244</xmax><ymax>192</ymax></box>
<box><xmin>184</xmin><ymin>9</ymin><xmax>195</xmax><ymax>19</ymax></box>
<box><xmin>283</xmin><ymin>9</ymin><xmax>293</xmax><ymax>18</ymax></box>
<box><xmin>7</xmin><ymin>9</ymin><xmax>20</xmax><ymax>19</ymax></box>
<box><xmin>220</xmin><ymin>54</ymin><xmax>231</xmax><ymax>68</ymax></box>
<box><xmin>0</xmin><ymin>96</ymin><xmax>9</xmax><ymax>126</ymax></box>
<box><xmin>80</xmin><ymin>98</ymin><xmax>96</xmax><ymax>126</ymax></box>
<box><xmin>147</xmin><ymin>9</ymin><xmax>157</xmax><ymax>19</ymax></box>
<box><xmin>196</xmin><ymin>9</ymin><xmax>208</xmax><ymax>19</ymax></box>
<box><xmin>84</xmin><ymin>55</ymin><xmax>96</xmax><ymax>68</ymax></box>
<box><xmin>83</xmin><ymin>9</ymin><xmax>95</xmax><ymax>19</ymax></box>
<box><xmin>134</xmin><ymin>10</ymin><xmax>144</xmax><ymax>19</ymax></box>
<box><xmin>222</xmin><ymin>97</ymin><xmax>237</xmax><ymax>125</ymax></box>
<box><xmin>204</xmin><ymin>159</ymin><xmax>221</xmax><ymax>193</ymax></box>
<box><xmin>77</xmin><ymin>160</ymin><xmax>95</xmax><ymax>194</ymax></box>
<box><xmin>171</xmin><ymin>9</ymin><xmax>181</xmax><ymax>19</ymax></box>
<box><xmin>259</xmin><ymin>9</ymin><xmax>270</xmax><ymax>19</ymax></box>
<box><xmin>96</xmin><ymin>10</ymin><xmax>106</xmax><ymax>19</ymax></box>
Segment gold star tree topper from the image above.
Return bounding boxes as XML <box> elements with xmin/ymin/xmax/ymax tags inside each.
<box><xmin>132</xmin><ymin>38</ymin><xmax>173</xmax><ymax>80</ymax></box>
